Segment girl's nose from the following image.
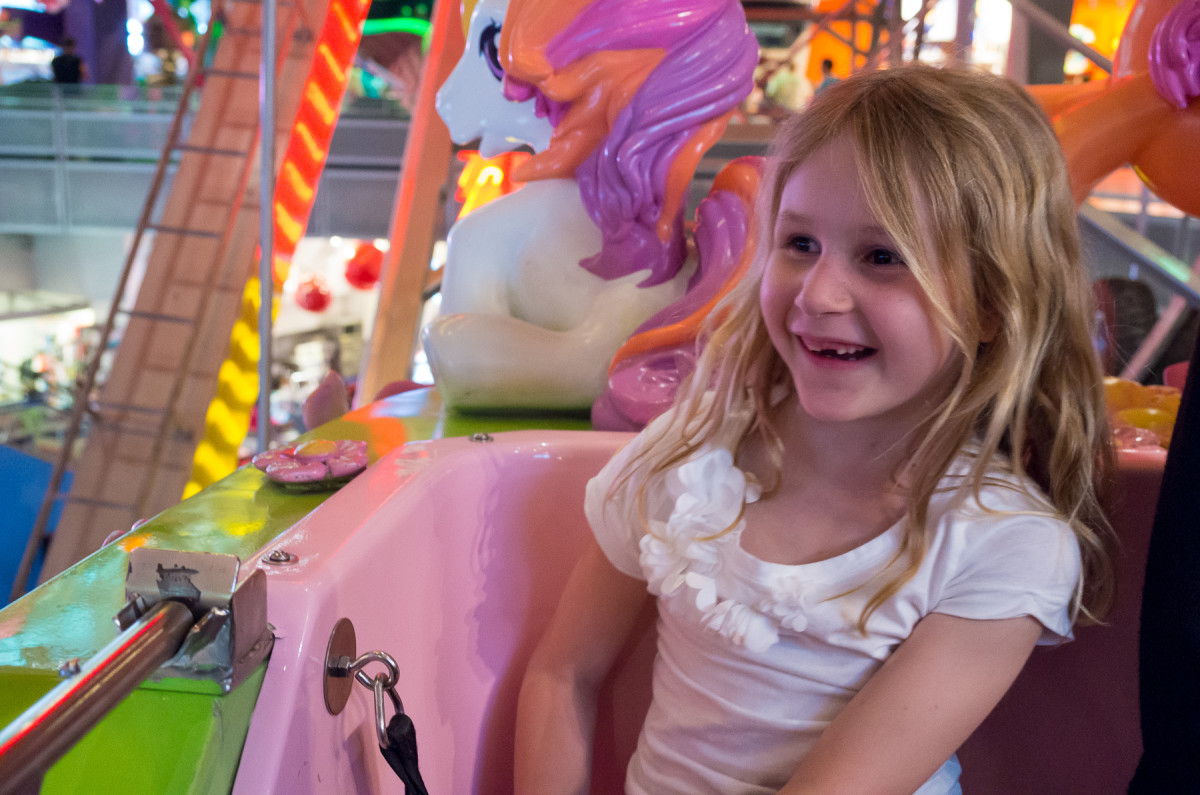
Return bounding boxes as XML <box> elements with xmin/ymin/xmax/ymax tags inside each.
<box><xmin>798</xmin><ymin>257</ymin><xmax>853</xmax><ymax>315</ymax></box>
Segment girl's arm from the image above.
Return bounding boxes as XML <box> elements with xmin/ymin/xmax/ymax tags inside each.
<box><xmin>780</xmin><ymin>612</ymin><xmax>1043</xmax><ymax>795</ymax></box>
<box><xmin>514</xmin><ymin>538</ymin><xmax>652</xmax><ymax>794</ymax></box>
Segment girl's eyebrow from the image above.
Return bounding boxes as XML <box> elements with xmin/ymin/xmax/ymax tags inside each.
<box><xmin>776</xmin><ymin>210</ymin><xmax>810</xmax><ymax>225</ymax></box>
<box><xmin>777</xmin><ymin>210</ymin><xmax>892</xmax><ymax>240</ymax></box>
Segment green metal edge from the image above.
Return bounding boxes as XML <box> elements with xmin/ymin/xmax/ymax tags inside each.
<box><xmin>0</xmin><ymin>387</ymin><xmax>590</xmax><ymax>787</ymax></box>
<box><xmin>0</xmin><ymin>664</ymin><xmax>267</xmax><ymax>795</ymax></box>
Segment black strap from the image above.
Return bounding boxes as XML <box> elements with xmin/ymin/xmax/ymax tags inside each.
<box><xmin>380</xmin><ymin>711</ymin><xmax>429</xmax><ymax>795</ymax></box>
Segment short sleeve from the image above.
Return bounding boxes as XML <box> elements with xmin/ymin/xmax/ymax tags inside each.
<box><xmin>586</xmin><ymin>395</ymin><xmax>754</xmax><ymax>584</ymax></box>
<box><xmin>933</xmin><ymin>513</ymin><xmax>1082</xmax><ymax>644</ymax></box>
<box><xmin>584</xmin><ymin>435</ymin><xmax>647</xmax><ymax>579</ymax></box>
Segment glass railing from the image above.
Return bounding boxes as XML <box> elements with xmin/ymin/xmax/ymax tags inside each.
<box><xmin>0</xmin><ymin>81</ymin><xmax>407</xmax><ymax>118</ymax></box>
<box><xmin>0</xmin><ymin>82</ymin><xmax>193</xmax><ymax>112</ymax></box>
<box><xmin>0</xmin><ymin>82</ymin><xmax>408</xmax><ymax>236</ymax></box>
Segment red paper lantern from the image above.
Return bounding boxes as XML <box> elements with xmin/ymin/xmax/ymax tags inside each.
<box><xmin>345</xmin><ymin>242</ymin><xmax>384</xmax><ymax>289</ymax></box>
<box><xmin>295</xmin><ymin>275</ymin><xmax>333</xmax><ymax>312</ymax></box>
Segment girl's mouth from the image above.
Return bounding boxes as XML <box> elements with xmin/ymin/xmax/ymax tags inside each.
<box><xmin>801</xmin><ymin>338</ymin><xmax>877</xmax><ymax>361</ymax></box>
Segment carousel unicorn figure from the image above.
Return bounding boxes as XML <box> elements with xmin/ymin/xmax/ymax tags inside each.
<box><xmin>425</xmin><ymin>0</ymin><xmax>759</xmax><ymax>415</ymax></box>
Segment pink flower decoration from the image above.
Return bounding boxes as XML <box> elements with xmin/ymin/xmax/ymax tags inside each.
<box><xmin>253</xmin><ymin>439</ymin><xmax>368</xmax><ymax>486</ymax></box>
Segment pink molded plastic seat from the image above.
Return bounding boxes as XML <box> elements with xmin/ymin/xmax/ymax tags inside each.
<box><xmin>236</xmin><ymin>433</ymin><xmax>1161</xmax><ymax>793</ymax></box>
<box><xmin>234</xmin><ymin>431</ymin><xmax>652</xmax><ymax>794</ymax></box>
<box><xmin>958</xmin><ymin>448</ymin><xmax>1163</xmax><ymax>793</ymax></box>
<box><xmin>1164</xmin><ymin>361</ymin><xmax>1189</xmax><ymax>391</ymax></box>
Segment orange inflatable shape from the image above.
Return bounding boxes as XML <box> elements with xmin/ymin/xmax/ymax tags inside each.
<box><xmin>1027</xmin><ymin>0</ymin><xmax>1200</xmax><ymax>215</ymax></box>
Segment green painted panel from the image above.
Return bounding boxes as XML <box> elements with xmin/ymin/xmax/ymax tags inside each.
<box><xmin>45</xmin><ymin>665</ymin><xmax>265</xmax><ymax>794</ymax></box>
<box><xmin>0</xmin><ymin>665</ymin><xmax>266</xmax><ymax>794</ymax></box>
<box><xmin>0</xmin><ymin>392</ymin><xmax>437</xmax><ymax>672</ymax></box>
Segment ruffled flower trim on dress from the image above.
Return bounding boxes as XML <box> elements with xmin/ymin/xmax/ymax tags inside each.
<box><xmin>638</xmin><ymin>445</ymin><xmax>815</xmax><ymax>654</ymax></box>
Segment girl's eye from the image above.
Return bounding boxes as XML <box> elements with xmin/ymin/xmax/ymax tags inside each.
<box><xmin>786</xmin><ymin>235</ymin><xmax>818</xmax><ymax>254</ymax></box>
<box><xmin>480</xmin><ymin>21</ymin><xmax>503</xmax><ymax>81</ymax></box>
<box><xmin>866</xmin><ymin>248</ymin><xmax>904</xmax><ymax>266</ymax></box>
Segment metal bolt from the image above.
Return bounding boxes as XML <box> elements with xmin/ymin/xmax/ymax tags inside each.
<box><xmin>58</xmin><ymin>658</ymin><xmax>82</xmax><ymax>678</ymax></box>
<box><xmin>469</xmin><ymin>432</ymin><xmax>493</xmax><ymax>443</ymax></box>
<box><xmin>263</xmin><ymin>549</ymin><xmax>298</xmax><ymax>565</ymax></box>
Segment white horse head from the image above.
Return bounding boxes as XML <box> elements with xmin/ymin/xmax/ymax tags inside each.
<box><xmin>435</xmin><ymin>0</ymin><xmax>552</xmax><ymax>157</ymax></box>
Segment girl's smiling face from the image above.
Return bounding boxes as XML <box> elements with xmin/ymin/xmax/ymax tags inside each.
<box><xmin>759</xmin><ymin>138</ymin><xmax>960</xmax><ymax>436</ymax></box>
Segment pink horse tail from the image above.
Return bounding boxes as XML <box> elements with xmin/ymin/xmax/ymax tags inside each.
<box><xmin>591</xmin><ymin>156</ymin><xmax>763</xmax><ymax>431</ymax></box>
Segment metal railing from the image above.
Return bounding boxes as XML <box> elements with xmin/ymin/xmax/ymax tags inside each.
<box><xmin>1006</xmin><ymin>0</ymin><xmax>1113</xmax><ymax>74</ymax></box>
<box><xmin>0</xmin><ymin>86</ymin><xmax>409</xmax><ymax>238</ymax></box>
<box><xmin>1081</xmin><ymin>204</ymin><xmax>1200</xmax><ymax>380</ymax></box>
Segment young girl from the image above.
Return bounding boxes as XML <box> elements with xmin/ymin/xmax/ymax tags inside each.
<box><xmin>514</xmin><ymin>65</ymin><xmax>1116</xmax><ymax>794</ymax></box>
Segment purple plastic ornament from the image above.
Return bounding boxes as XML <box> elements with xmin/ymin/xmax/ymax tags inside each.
<box><xmin>1149</xmin><ymin>0</ymin><xmax>1200</xmax><ymax>109</ymax></box>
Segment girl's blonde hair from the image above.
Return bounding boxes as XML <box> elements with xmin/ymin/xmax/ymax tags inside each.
<box><xmin>615</xmin><ymin>64</ymin><xmax>1117</xmax><ymax>626</ymax></box>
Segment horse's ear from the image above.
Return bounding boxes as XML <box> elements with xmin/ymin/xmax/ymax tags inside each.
<box><xmin>459</xmin><ymin>0</ymin><xmax>479</xmax><ymax>37</ymax></box>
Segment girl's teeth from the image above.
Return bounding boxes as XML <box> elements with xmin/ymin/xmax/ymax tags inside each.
<box><xmin>803</xmin><ymin>341</ymin><xmax>875</xmax><ymax>360</ymax></box>
<box><xmin>809</xmin><ymin>344</ymin><xmax>863</xmax><ymax>355</ymax></box>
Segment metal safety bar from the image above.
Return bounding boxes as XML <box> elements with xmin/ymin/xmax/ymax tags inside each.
<box><xmin>0</xmin><ymin>600</ymin><xmax>195</xmax><ymax>793</ymax></box>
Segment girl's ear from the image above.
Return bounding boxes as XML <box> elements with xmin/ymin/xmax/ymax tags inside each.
<box><xmin>979</xmin><ymin>310</ymin><xmax>1000</xmax><ymax>344</ymax></box>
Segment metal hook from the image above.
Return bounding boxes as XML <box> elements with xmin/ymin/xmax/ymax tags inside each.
<box><xmin>372</xmin><ymin>673</ymin><xmax>404</xmax><ymax>749</ymax></box>
<box><xmin>322</xmin><ymin>616</ymin><xmax>406</xmax><ymax>731</ymax></box>
<box><xmin>349</xmin><ymin>649</ymin><xmax>399</xmax><ymax>690</ymax></box>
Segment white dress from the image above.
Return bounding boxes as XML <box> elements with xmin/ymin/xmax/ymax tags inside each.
<box><xmin>585</xmin><ymin>434</ymin><xmax>1081</xmax><ymax>795</ymax></box>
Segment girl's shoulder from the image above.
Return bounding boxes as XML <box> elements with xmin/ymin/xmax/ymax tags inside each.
<box><xmin>592</xmin><ymin>393</ymin><xmax>750</xmax><ymax>489</ymax></box>
<box><xmin>900</xmin><ymin>456</ymin><xmax>1082</xmax><ymax>643</ymax></box>
<box><xmin>933</xmin><ymin>485</ymin><xmax>1076</xmax><ymax>552</ymax></box>
<box><xmin>924</xmin><ymin>460</ymin><xmax>1080</xmax><ymax>599</ymax></box>
<box><xmin>931</xmin><ymin>452</ymin><xmax>1060</xmax><ymax>521</ymax></box>
<box><xmin>584</xmin><ymin>398</ymin><xmax>753</xmax><ymax>582</ymax></box>
<box><xmin>924</xmin><ymin>457</ymin><xmax>1077</xmax><ymax>570</ymax></box>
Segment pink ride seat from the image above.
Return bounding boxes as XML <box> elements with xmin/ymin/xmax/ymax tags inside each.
<box><xmin>481</xmin><ymin>446</ymin><xmax>1163</xmax><ymax>793</ymax></box>
<box><xmin>562</xmin><ymin>448</ymin><xmax>1163</xmax><ymax>793</ymax></box>
<box><xmin>237</xmin><ymin>433</ymin><xmax>1159</xmax><ymax>792</ymax></box>
<box><xmin>236</xmin><ymin>431</ymin><xmax>652</xmax><ymax>793</ymax></box>
<box><xmin>958</xmin><ymin>449</ymin><xmax>1163</xmax><ymax>793</ymax></box>
<box><xmin>1164</xmin><ymin>361</ymin><xmax>1189</xmax><ymax>391</ymax></box>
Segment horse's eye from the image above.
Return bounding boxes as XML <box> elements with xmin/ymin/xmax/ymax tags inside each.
<box><xmin>480</xmin><ymin>21</ymin><xmax>503</xmax><ymax>81</ymax></box>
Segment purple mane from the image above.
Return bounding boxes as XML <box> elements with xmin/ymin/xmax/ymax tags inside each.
<box><xmin>541</xmin><ymin>0</ymin><xmax>758</xmax><ymax>286</ymax></box>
